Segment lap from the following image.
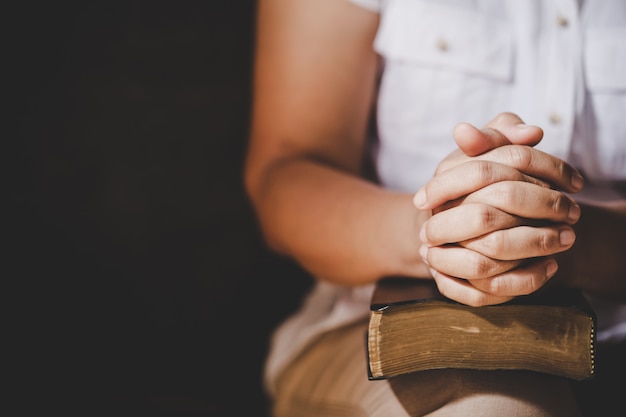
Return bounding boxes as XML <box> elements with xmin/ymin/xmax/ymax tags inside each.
<box><xmin>271</xmin><ymin>319</ymin><xmax>584</xmax><ymax>417</ymax></box>
<box><xmin>272</xmin><ymin>319</ymin><xmax>408</xmax><ymax>417</ymax></box>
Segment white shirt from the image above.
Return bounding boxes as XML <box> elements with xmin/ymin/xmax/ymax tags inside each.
<box><xmin>264</xmin><ymin>0</ymin><xmax>626</xmax><ymax>396</ymax></box>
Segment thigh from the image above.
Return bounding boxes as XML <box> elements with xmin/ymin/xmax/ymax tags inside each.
<box><xmin>391</xmin><ymin>369</ymin><xmax>582</xmax><ymax>417</ymax></box>
<box><xmin>272</xmin><ymin>319</ymin><xmax>409</xmax><ymax>417</ymax></box>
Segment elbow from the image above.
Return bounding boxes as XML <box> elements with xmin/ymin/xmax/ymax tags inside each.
<box><xmin>243</xmin><ymin>148</ymin><xmax>267</xmax><ymax>209</ymax></box>
<box><xmin>242</xmin><ymin>156</ymin><xmax>286</xmax><ymax>253</ymax></box>
<box><xmin>243</xmin><ymin>163</ymin><xmax>258</xmax><ymax>207</ymax></box>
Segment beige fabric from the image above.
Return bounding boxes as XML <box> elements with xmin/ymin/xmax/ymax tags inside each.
<box><xmin>391</xmin><ymin>368</ymin><xmax>582</xmax><ymax>417</ymax></box>
<box><xmin>271</xmin><ymin>319</ymin><xmax>583</xmax><ymax>417</ymax></box>
<box><xmin>272</xmin><ymin>319</ymin><xmax>409</xmax><ymax>417</ymax></box>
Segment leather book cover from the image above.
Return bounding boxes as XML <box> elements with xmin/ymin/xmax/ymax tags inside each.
<box><xmin>370</xmin><ymin>277</ymin><xmax>596</xmax><ymax>320</ymax></box>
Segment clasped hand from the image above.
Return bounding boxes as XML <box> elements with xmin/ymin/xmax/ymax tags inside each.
<box><xmin>414</xmin><ymin>113</ymin><xmax>585</xmax><ymax>307</ymax></box>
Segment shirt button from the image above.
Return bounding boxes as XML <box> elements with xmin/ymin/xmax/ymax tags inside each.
<box><xmin>549</xmin><ymin>112</ymin><xmax>562</xmax><ymax>125</ymax></box>
<box><xmin>556</xmin><ymin>15</ymin><xmax>569</xmax><ymax>27</ymax></box>
<box><xmin>435</xmin><ymin>37</ymin><xmax>449</xmax><ymax>51</ymax></box>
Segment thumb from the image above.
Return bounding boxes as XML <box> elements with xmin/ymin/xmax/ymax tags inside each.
<box><xmin>454</xmin><ymin>112</ymin><xmax>543</xmax><ymax>157</ymax></box>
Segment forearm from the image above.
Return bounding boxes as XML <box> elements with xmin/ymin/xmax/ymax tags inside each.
<box><xmin>246</xmin><ymin>0</ymin><xmax>396</xmax><ymax>284</ymax></box>
<box><xmin>556</xmin><ymin>201</ymin><xmax>626</xmax><ymax>301</ymax></box>
<box><xmin>250</xmin><ymin>157</ymin><xmax>431</xmax><ymax>285</ymax></box>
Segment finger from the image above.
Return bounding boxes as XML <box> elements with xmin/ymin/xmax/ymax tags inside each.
<box><xmin>413</xmin><ymin>160</ymin><xmax>550</xmax><ymax>210</ymax></box>
<box><xmin>431</xmin><ymin>272</ymin><xmax>514</xmax><ymax>307</ymax></box>
<box><xmin>483</xmin><ymin>112</ymin><xmax>544</xmax><ymax>146</ymax></box>
<box><xmin>454</xmin><ymin>112</ymin><xmax>543</xmax><ymax>157</ymax></box>
<box><xmin>420</xmin><ymin>203</ymin><xmax>523</xmax><ymax>246</ymax></box>
<box><xmin>463</xmin><ymin>181</ymin><xmax>581</xmax><ymax>224</ymax></box>
<box><xmin>433</xmin><ymin>144</ymin><xmax>584</xmax><ymax>194</ymax></box>
<box><xmin>469</xmin><ymin>257</ymin><xmax>559</xmax><ymax>297</ymax></box>
<box><xmin>460</xmin><ymin>225</ymin><xmax>576</xmax><ymax>260</ymax></box>
<box><xmin>420</xmin><ymin>244</ymin><xmax>521</xmax><ymax>280</ymax></box>
<box><xmin>473</xmin><ymin>145</ymin><xmax>584</xmax><ymax>193</ymax></box>
<box><xmin>453</xmin><ymin>122</ymin><xmax>512</xmax><ymax>157</ymax></box>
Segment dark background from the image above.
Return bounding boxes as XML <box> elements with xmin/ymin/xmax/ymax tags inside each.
<box><xmin>9</xmin><ymin>2</ymin><xmax>626</xmax><ymax>417</ymax></box>
<box><xmin>12</xmin><ymin>1</ymin><xmax>312</xmax><ymax>415</ymax></box>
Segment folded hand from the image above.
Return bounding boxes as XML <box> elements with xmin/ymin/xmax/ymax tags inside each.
<box><xmin>414</xmin><ymin>113</ymin><xmax>584</xmax><ymax>306</ymax></box>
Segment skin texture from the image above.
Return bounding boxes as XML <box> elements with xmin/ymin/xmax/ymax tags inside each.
<box><xmin>245</xmin><ymin>0</ymin><xmax>626</xmax><ymax>306</ymax></box>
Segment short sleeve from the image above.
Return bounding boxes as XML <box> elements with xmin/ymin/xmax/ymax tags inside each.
<box><xmin>346</xmin><ymin>0</ymin><xmax>381</xmax><ymax>13</ymax></box>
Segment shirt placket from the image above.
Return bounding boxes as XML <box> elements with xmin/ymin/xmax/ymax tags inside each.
<box><xmin>541</xmin><ymin>0</ymin><xmax>582</xmax><ymax>158</ymax></box>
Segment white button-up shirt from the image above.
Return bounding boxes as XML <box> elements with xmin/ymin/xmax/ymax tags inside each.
<box><xmin>372</xmin><ymin>0</ymin><xmax>626</xmax><ymax>192</ymax></box>
<box><xmin>264</xmin><ymin>0</ymin><xmax>626</xmax><ymax>395</ymax></box>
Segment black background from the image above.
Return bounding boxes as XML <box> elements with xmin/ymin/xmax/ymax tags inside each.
<box><xmin>12</xmin><ymin>1</ymin><xmax>312</xmax><ymax>415</ymax></box>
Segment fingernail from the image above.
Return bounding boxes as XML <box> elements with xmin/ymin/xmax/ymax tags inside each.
<box><xmin>568</xmin><ymin>203</ymin><xmax>581</xmax><ymax>223</ymax></box>
<box><xmin>560</xmin><ymin>229</ymin><xmax>575</xmax><ymax>246</ymax></box>
<box><xmin>413</xmin><ymin>188</ymin><xmax>427</xmax><ymax>208</ymax></box>
<box><xmin>571</xmin><ymin>172</ymin><xmax>584</xmax><ymax>190</ymax></box>
<box><xmin>546</xmin><ymin>260</ymin><xmax>558</xmax><ymax>278</ymax></box>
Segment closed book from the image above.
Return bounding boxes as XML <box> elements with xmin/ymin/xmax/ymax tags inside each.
<box><xmin>367</xmin><ymin>277</ymin><xmax>596</xmax><ymax>381</ymax></box>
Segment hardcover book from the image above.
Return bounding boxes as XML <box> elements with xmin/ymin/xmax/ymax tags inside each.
<box><xmin>367</xmin><ymin>277</ymin><xmax>596</xmax><ymax>381</ymax></box>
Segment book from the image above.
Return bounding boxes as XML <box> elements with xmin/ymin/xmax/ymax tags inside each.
<box><xmin>367</xmin><ymin>277</ymin><xmax>596</xmax><ymax>381</ymax></box>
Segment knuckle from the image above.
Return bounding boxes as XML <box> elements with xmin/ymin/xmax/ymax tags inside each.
<box><xmin>520</xmin><ymin>274</ymin><xmax>540</xmax><ymax>295</ymax></box>
<box><xmin>480</xmin><ymin>232</ymin><xmax>505</xmax><ymax>258</ymax></box>
<box><xmin>531</xmin><ymin>273</ymin><xmax>547</xmax><ymax>292</ymax></box>
<box><xmin>556</xmin><ymin>160</ymin><xmax>568</xmax><ymax>180</ymax></box>
<box><xmin>516</xmin><ymin>273</ymin><xmax>545</xmax><ymax>296</ymax></box>
<box><xmin>537</xmin><ymin>229</ymin><xmax>559</xmax><ymax>252</ymax></box>
<box><xmin>474</xmin><ymin>205</ymin><xmax>498</xmax><ymax>231</ymax></box>
<box><xmin>495</xmin><ymin>181</ymin><xmax>519</xmax><ymax>206</ymax></box>
<box><xmin>492</xmin><ymin>272</ymin><xmax>537</xmax><ymax>296</ymax></box>
<box><xmin>518</xmin><ymin>263</ymin><xmax>549</xmax><ymax>295</ymax></box>
<box><xmin>507</xmin><ymin>146</ymin><xmax>533</xmax><ymax>170</ymax></box>
<box><xmin>550</xmin><ymin>192</ymin><xmax>569</xmax><ymax>217</ymax></box>
<box><xmin>468</xmin><ymin>253</ymin><xmax>493</xmax><ymax>278</ymax></box>
<box><xmin>485</xmin><ymin>277</ymin><xmax>505</xmax><ymax>294</ymax></box>
<box><xmin>475</xmin><ymin>160</ymin><xmax>495</xmax><ymax>184</ymax></box>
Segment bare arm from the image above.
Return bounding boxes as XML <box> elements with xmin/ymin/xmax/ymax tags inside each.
<box><xmin>244</xmin><ymin>0</ymin><xmax>430</xmax><ymax>284</ymax></box>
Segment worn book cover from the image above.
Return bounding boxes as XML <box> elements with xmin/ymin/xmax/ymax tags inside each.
<box><xmin>367</xmin><ymin>277</ymin><xmax>596</xmax><ymax>381</ymax></box>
